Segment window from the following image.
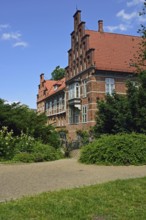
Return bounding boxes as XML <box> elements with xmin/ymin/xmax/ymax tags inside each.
<box><xmin>59</xmin><ymin>97</ymin><xmax>62</xmax><ymax>111</ymax></box>
<box><xmin>59</xmin><ymin>96</ymin><xmax>65</xmax><ymax>111</ymax></box>
<box><xmin>82</xmin><ymin>105</ymin><xmax>87</xmax><ymax>123</ymax></box>
<box><xmin>68</xmin><ymin>83</ymin><xmax>80</xmax><ymax>100</ymax></box>
<box><xmin>76</xmin><ymin>83</ymin><xmax>80</xmax><ymax>98</ymax></box>
<box><xmin>49</xmin><ymin>101</ymin><xmax>52</xmax><ymax>114</ymax></box>
<box><xmin>54</xmin><ymin>85</ymin><xmax>58</xmax><ymax>91</ymax></box>
<box><xmin>105</xmin><ymin>78</ymin><xmax>115</xmax><ymax>95</ymax></box>
<box><xmin>69</xmin><ymin>107</ymin><xmax>80</xmax><ymax>124</ymax></box>
<box><xmin>45</xmin><ymin>102</ymin><xmax>49</xmax><ymax>110</ymax></box>
<box><xmin>53</xmin><ymin>99</ymin><xmax>57</xmax><ymax>113</ymax></box>
<box><xmin>82</xmin><ymin>80</ymin><xmax>87</xmax><ymax>98</ymax></box>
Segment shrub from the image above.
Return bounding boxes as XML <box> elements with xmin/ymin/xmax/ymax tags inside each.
<box><xmin>14</xmin><ymin>132</ymin><xmax>35</xmax><ymax>154</ymax></box>
<box><xmin>32</xmin><ymin>142</ymin><xmax>63</xmax><ymax>162</ymax></box>
<box><xmin>13</xmin><ymin>152</ymin><xmax>35</xmax><ymax>163</ymax></box>
<box><xmin>0</xmin><ymin>126</ymin><xmax>63</xmax><ymax>163</ymax></box>
<box><xmin>79</xmin><ymin>133</ymin><xmax>146</xmax><ymax>165</ymax></box>
<box><xmin>12</xmin><ymin>142</ymin><xmax>64</xmax><ymax>163</ymax></box>
<box><xmin>0</xmin><ymin>127</ymin><xmax>15</xmax><ymax>160</ymax></box>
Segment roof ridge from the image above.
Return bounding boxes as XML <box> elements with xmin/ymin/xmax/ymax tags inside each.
<box><xmin>85</xmin><ymin>29</ymin><xmax>140</xmax><ymax>38</ymax></box>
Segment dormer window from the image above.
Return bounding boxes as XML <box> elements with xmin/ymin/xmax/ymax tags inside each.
<box><xmin>54</xmin><ymin>85</ymin><xmax>58</xmax><ymax>90</ymax></box>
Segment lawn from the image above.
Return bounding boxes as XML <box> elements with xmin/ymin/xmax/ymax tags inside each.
<box><xmin>0</xmin><ymin>177</ymin><xmax>146</xmax><ymax>220</ymax></box>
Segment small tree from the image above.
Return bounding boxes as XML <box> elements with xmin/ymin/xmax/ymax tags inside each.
<box><xmin>51</xmin><ymin>66</ymin><xmax>65</xmax><ymax>80</ymax></box>
<box><xmin>94</xmin><ymin>93</ymin><xmax>131</xmax><ymax>135</ymax></box>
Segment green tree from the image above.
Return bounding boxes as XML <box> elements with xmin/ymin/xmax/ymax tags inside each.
<box><xmin>95</xmin><ymin>93</ymin><xmax>131</xmax><ymax>135</ymax></box>
<box><xmin>0</xmin><ymin>99</ymin><xmax>60</xmax><ymax>147</ymax></box>
<box><xmin>51</xmin><ymin>66</ymin><xmax>65</xmax><ymax>80</ymax></box>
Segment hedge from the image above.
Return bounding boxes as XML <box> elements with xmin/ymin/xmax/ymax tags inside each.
<box><xmin>79</xmin><ymin>133</ymin><xmax>146</xmax><ymax>165</ymax></box>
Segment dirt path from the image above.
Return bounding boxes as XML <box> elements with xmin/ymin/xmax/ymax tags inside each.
<box><xmin>0</xmin><ymin>158</ymin><xmax>146</xmax><ymax>202</ymax></box>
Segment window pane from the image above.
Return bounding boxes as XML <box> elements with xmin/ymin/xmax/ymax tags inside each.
<box><xmin>105</xmin><ymin>78</ymin><xmax>115</xmax><ymax>95</ymax></box>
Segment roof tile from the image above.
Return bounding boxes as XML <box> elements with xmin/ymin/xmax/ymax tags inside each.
<box><xmin>85</xmin><ymin>30</ymin><xmax>141</xmax><ymax>73</ymax></box>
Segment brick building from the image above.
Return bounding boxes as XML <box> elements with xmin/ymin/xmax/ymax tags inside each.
<box><xmin>37</xmin><ymin>74</ymin><xmax>66</xmax><ymax>128</ymax></box>
<box><xmin>37</xmin><ymin>10</ymin><xmax>141</xmax><ymax>139</ymax></box>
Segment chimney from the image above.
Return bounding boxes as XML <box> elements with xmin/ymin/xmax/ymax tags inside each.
<box><xmin>40</xmin><ymin>73</ymin><xmax>44</xmax><ymax>81</ymax></box>
<box><xmin>98</xmin><ymin>20</ymin><xmax>104</xmax><ymax>32</ymax></box>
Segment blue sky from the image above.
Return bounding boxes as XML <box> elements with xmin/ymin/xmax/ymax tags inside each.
<box><xmin>0</xmin><ymin>0</ymin><xmax>145</xmax><ymax>108</ymax></box>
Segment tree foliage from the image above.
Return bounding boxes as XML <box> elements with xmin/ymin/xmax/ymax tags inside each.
<box><xmin>51</xmin><ymin>66</ymin><xmax>65</xmax><ymax>80</ymax></box>
<box><xmin>0</xmin><ymin>99</ymin><xmax>60</xmax><ymax>147</ymax></box>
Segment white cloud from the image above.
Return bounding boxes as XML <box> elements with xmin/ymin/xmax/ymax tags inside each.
<box><xmin>1</xmin><ymin>32</ymin><xmax>21</xmax><ymax>41</ymax></box>
<box><xmin>127</xmin><ymin>0</ymin><xmax>144</xmax><ymax>7</ymax></box>
<box><xmin>4</xmin><ymin>100</ymin><xmax>20</xmax><ymax>105</ymax></box>
<box><xmin>107</xmin><ymin>0</ymin><xmax>145</xmax><ymax>34</ymax></box>
<box><xmin>13</xmin><ymin>41</ymin><xmax>28</xmax><ymax>48</ymax></box>
<box><xmin>105</xmin><ymin>23</ymin><xmax>130</xmax><ymax>32</ymax></box>
<box><xmin>0</xmin><ymin>29</ymin><xmax>28</xmax><ymax>48</ymax></box>
<box><xmin>117</xmin><ymin>9</ymin><xmax>138</xmax><ymax>20</ymax></box>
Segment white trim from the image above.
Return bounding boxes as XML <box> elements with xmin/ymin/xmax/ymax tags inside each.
<box><xmin>82</xmin><ymin>104</ymin><xmax>88</xmax><ymax>123</ymax></box>
<box><xmin>117</xmin><ymin>92</ymin><xmax>126</xmax><ymax>95</ymax></box>
<box><xmin>66</xmin><ymin>120</ymin><xmax>96</xmax><ymax>125</ymax></box>
<box><xmin>86</xmin><ymin>120</ymin><xmax>96</xmax><ymax>123</ymax></box>
<box><xmin>88</xmin><ymin>102</ymin><xmax>97</xmax><ymax>105</ymax></box>
<box><xmin>88</xmin><ymin>109</ymin><xmax>97</xmax><ymax>111</ymax></box>
<box><xmin>87</xmin><ymin>91</ymin><xmax>105</xmax><ymax>94</ymax></box>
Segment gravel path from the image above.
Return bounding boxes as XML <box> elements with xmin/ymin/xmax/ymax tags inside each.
<box><xmin>0</xmin><ymin>158</ymin><xmax>146</xmax><ymax>202</ymax></box>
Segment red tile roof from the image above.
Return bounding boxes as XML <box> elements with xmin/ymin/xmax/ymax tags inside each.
<box><xmin>37</xmin><ymin>78</ymin><xmax>65</xmax><ymax>102</ymax></box>
<box><xmin>45</xmin><ymin>78</ymin><xmax>65</xmax><ymax>97</ymax></box>
<box><xmin>85</xmin><ymin>30</ymin><xmax>142</xmax><ymax>73</ymax></box>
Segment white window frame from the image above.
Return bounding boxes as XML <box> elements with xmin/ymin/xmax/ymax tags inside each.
<box><xmin>59</xmin><ymin>97</ymin><xmax>62</xmax><ymax>111</ymax></box>
<box><xmin>45</xmin><ymin>102</ymin><xmax>49</xmax><ymax>110</ymax></box>
<box><xmin>69</xmin><ymin>107</ymin><xmax>80</xmax><ymax>124</ymax></box>
<box><xmin>68</xmin><ymin>83</ymin><xmax>80</xmax><ymax>100</ymax></box>
<box><xmin>53</xmin><ymin>99</ymin><xmax>57</xmax><ymax>113</ymax></box>
<box><xmin>105</xmin><ymin>78</ymin><xmax>115</xmax><ymax>95</ymax></box>
<box><xmin>49</xmin><ymin>101</ymin><xmax>52</xmax><ymax>114</ymax></box>
<box><xmin>82</xmin><ymin>105</ymin><xmax>88</xmax><ymax>123</ymax></box>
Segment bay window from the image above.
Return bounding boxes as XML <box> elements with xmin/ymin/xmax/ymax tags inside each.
<box><xmin>68</xmin><ymin>83</ymin><xmax>80</xmax><ymax>100</ymax></box>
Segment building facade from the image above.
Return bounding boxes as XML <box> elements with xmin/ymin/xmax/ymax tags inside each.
<box><xmin>37</xmin><ymin>10</ymin><xmax>141</xmax><ymax>139</ymax></box>
<box><xmin>37</xmin><ymin>74</ymin><xmax>66</xmax><ymax>128</ymax></box>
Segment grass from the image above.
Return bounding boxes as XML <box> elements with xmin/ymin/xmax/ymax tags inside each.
<box><xmin>0</xmin><ymin>177</ymin><xmax>146</xmax><ymax>220</ymax></box>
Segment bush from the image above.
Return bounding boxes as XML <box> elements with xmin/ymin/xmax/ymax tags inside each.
<box><xmin>79</xmin><ymin>133</ymin><xmax>146</xmax><ymax>165</ymax></box>
<box><xmin>0</xmin><ymin>127</ymin><xmax>63</xmax><ymax>163</ymax></box>
<box><xmin>32</xmin><ymin>142</ymin><xmax>63</xmax><ymax>162</ymax></box>
<box><xmin>12</xmin><ymin>142</ymin><xmax>63</xmax><ymax>163</ymax></box>
<box><xmin>13</xmin><ymin>152</ymin><xmax>35</xmax><ymax>163</ymax></box>
<box><xmin>0</xmin><ymin>127</ymin><xmax>15</xmax><ymax>160</ymax></box>
<box><xmin>14</xmin><ymin>132</ymin><xmax>35</xmax><ymax>154</ymax></box>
